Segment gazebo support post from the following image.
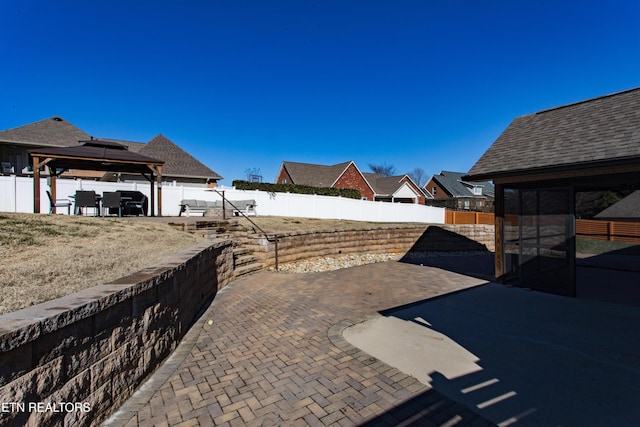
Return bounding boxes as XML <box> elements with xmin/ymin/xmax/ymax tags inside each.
<box><xmin>146</xmin><ymin>164</ymin><xmax>163</xmax><ymax>217</ymax></box>
<box><xmin>494</xmin><ymin>183</ymin><xmax>504</xmax><ymax>282</ymax></box>
<box><xmin>48</xmin><ymin>166</ymin><xmax>57</xmax><ymax>212</ymax></box>
<box><xmin>156</xmin><ymin>170</ymin><xmax>162</xmax><ymax>217</ymax></box>
<box><xmin>149</xmin><ymin>173</ymin><xmax>155</xmax><ymax>217</ymax></box>
<box><xmin>33</xmin><ymin>156</ymin><xmax>41</xmax><ymax>213</ymax></box>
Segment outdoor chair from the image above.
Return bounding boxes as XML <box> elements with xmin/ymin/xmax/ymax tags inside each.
<box><xmin>46</xmin><ymin>190</ymin><xmax>72</xmax><ymax>215</ymax></box>
<box><xmin>74</xmin><ymin>190</ymin><xmax>100</xmax><ymax>216</ymax></box>
<box><xmin>117</xmin><ymin>190</ymin><xmax>148</xmax><ymax>216</ymax></box>
<box><xmin>124</xmin><ymin>194</ymin><xmax>147</xmax><ymax>216</ymax></box>
<box><xmin>101</xmin><ymin>192</ymin><xmax>123</xmax><ymax>217</ymax></box>
<box><xmin>1</xmin><ymin>162</ymin><xmax>14</xmax><ymax>175</ymax></box>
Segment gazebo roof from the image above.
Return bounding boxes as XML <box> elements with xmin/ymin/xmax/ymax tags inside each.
<box><xmin>29</xmin><ymin>139</ymin><xmax>164</xmax><ymax>174</ymax></box>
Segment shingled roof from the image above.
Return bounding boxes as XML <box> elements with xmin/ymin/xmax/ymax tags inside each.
<box><xmin>432</xmin><ymin>171</ymin><xmax>494</xmax><ymax>198</ymax></box>
<box><xmin>280</xmin><ymin>161</ymin><xmax>354</xmax><ymax>187</ymax></box>
<box><xmin>362</xmin><ymin>173</ymin><xmax>423</xmax><ymax>197</ymax></box>
<box><xmin>139</xmin><ymin>135</ymin><xmax>222</xmax><ymax>180</ymax></box>
<box><xmin>466</xmin><ymin>87</ymin><xmax>640</xmax><ymax>181</ymax></box>
<box><xmin>28</xmin><ymin>139</ymin><xmax>164</xmax><ymax>174</ymax></box>
<box><xmin>0</xmin><ymin>116</ymin><xmax>90</xmax><ymax>147</ymax></box>
<box><xmin>0</xmin><ymin>117</ymin><xmax>222</xmax><ymax>181</ymax></box>
<box><xmin>594</xmin><ymin>190</ymin><xmax>640</xmax><ymax>221</ymax></box>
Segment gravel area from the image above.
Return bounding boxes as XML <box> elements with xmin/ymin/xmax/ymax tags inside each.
<box><xmin>274</xmin><ymin>253</ymin><xmax>403</xmax><ymax>273</ymax></box>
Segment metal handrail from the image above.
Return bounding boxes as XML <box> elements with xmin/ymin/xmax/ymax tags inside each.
<box><xmin>212</xmin><ymin>189</ymin><xmax>279</xmax><ymax>271</ymax></box>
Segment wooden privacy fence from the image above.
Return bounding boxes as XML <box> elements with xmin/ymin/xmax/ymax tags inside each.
<box><xmin>575</xmin><ymin>219</ymin><xmax>640</xmax><ymax>243</ymax></box>
<box><xmin>445</xmin><ymin>210</ymin><xmax>640</xmax><ymax>243</ymax></box>
<box><xmin>445</xmin><ymin>210</ymin><xmax>494</xmax><ymax>225</ymax></box>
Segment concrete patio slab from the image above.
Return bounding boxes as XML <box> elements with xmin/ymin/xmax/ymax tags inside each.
<box><xmin>345</xmin><ymin>283</ymin><xmax>640</xmax><ymax>426</ymax></box>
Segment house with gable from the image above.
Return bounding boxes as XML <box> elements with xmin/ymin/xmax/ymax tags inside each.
<box><xmin>425</xmin><ymin>170</ymin><xmax>494</xmax><ymax>211</ymax></box>
<box><xmin>362</xmin><ymin>173</ymin><xmax>430</xmax><ymax>204</ymax></box>
<box><xmin>275</xmin><ymin>160</ymin><xmax>428</xmax><ymax>203</ymax></box>
<box><xmin>276</xmin><ymin>160</ymin><xmax>374</xmax><ymax>199</ymax></box>
<box><xmin>0</xmin><ymin>116</ymin><xmax>222</xmax><ymax>187</ymax></box>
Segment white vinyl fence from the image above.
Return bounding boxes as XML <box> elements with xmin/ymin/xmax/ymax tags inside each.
<box><xmin>0</xmin><ymin>176</ymin><xmax>445</xmax><ymax>224</ymax></box>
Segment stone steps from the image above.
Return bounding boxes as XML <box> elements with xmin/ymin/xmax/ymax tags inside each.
<box><xmin>232</xmin><ymin>239</ymin><xmax>264</xmax><ymax>279</ymax></box>
<box><xmin>233</xmin><ymin>262</ymin><xmax>265</xmax><ymax>278</ymax></box>
<box><xmin>182</xmin><ymin>219</ymin><xmax>265</xmax><ymax>279</ymax></box>
<box><xmin>234</xmin><ymin>253</ymin><xmax>259</xmax><ymax>268</ymax></box>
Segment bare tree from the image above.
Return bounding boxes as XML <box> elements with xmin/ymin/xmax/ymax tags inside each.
<box><xmin>408</xmin><ymin>167</ymin><xmax>427</xmax><ymax>187</ymax></box>
<box><xmin>368</xmin><ymin>162</ymin><xmax>396</xmax><ymax>177</ymax></box>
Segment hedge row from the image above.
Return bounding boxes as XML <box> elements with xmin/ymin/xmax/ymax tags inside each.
<box><xmin>232</xmin><ymin>180</ymin><xmax>362</xmax><ymax>199</ymax></box>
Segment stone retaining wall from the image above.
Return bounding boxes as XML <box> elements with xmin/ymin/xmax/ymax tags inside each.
<box><xmin>251</xmin><ymin>224</ymin><xmax>495</xmax><ymax>268</ymax></box>
<box><xmin>0</xmin><ymin>240</ymin><xmax>234</xmax><ymax>427</ymax></box>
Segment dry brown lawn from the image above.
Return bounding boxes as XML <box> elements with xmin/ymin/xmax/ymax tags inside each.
<box><xmin>0</xmin><ymin>214</ymin><xmax>419</xmax><ymax>315</ymax></box>
<box><xmin>0</xmin><ymin>214</ymin><xmax>206</xmax><ymax>315</ymax></box>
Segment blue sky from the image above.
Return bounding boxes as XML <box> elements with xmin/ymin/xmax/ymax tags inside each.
<box><xmin>1</xmin><ymin>1</ymin><xmax>639</xmax><ymax>185</ymax></box>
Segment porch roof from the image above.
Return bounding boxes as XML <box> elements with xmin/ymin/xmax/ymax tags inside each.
<box><xmin>465</xmin><ymin>87</ymin><xmax>640</xmax><ymax>183</ymax></box>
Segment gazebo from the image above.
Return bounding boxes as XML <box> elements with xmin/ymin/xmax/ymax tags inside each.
<box><xmin>29</xmin><ymin>139</ymin><xmax>165</xmax><ymax>216</ymax></box>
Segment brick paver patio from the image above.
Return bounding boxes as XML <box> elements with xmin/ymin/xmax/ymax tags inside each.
<box><xmin>105</xmin><ymin>261</ymin><xmax>496</xmax><ymax>426</ymax></box>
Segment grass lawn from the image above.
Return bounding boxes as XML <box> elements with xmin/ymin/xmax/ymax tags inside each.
<box><xmin>576</xmin><ymin>237</ymin><xmax>640</xmax><ymax>256</ymax></box>
<box><xmin>0</xmin><ymin>213</ymin><xmax>206</xmax><ymax>315</ymax></box>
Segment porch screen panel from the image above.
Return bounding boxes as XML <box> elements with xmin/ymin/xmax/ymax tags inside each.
<box><xmin>520</xmin><ymin>188</ymin><xmax>575</xmax><ymax>296</ymax></box>
<box><xmin>502</xmin><ymin>188</ymin><xmax>520</xmax><ymax>281</ymax></box>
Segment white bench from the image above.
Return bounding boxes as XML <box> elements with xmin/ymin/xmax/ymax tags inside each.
<box><xmin>221</xmin><ymin>199</ymin><xmax>257</xmax><ymax>216</ymax></box>
<box><xmin>179</xmin><ymin>199</ymin><xmax>257</xmax><ymax>217</ymax></box>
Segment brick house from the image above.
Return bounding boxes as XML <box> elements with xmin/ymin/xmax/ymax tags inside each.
<box><xmin>276</xmin><ymin>161</ymin><xmax>374</xmax><ymax>199</ymax></box>
<box><xmin>276</xmin><ymin>160</ymin><xmax>428</xmax><ymax>203</ymax></box>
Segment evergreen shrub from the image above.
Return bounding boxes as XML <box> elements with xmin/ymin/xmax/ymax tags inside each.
<box><xmin>232</xmin><ymin>180</ymin><xmax>361</xmax><ymax>199</ymax></box>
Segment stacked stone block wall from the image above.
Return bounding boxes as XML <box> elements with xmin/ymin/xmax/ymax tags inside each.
<box><xmin>250</xmin><ymin>224</ymin><xmax>495</xmax><ymax>268</ymax></box>
<box><xmin>0</xmin><ymin>240</ymin><xmax>234</xmax><ymax>427</ymax></box>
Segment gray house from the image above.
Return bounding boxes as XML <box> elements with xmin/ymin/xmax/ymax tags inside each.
<box><xmin>0</xmin><ymin>116</ymin><xmax>222</xmax><ymax>187</ymax></box>
<box><xmin>425</xmin><ymin>171</ymin><xmax>494</xmax><ymax>211</ymax></box>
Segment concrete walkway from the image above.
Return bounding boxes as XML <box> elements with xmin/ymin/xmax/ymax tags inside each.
<box><xmin>104</xmin><ymin>260</ymin><xmax>494</xmax><ymax>426</ymax></box>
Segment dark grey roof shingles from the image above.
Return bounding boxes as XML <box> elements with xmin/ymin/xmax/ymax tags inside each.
<box><xmin>363</xmin><ymin>173</ymin><xmax>411</xmax><ymax>196</ymax></box>
<box><xmin>0</xmin><ymin>116</ymin><xmax>222</xmax><ymax>180</ymax></box>
<box><xmin>0</xmin><ymin>116</ymin><xmax>90</xmax><ymax>147</ymax></box>
<box><xmin>467</xmin><ymin>87</ymin><xmax>640</xmax><ymax>179</ymax></box>
<box><xmin>282</xmin><ymin>161</ymin><xmax>352</xmax><ymax>187</ymax></box>
<box><xmin>140</xmin><ymin>135</ymin><xmax>222</xmax><ymax>180</ymax></box>
<box><xmin>432</xmin><ymin>171</ymin><xmax>494</xmax><ymax>198</ymax></box>
<box><xmin>594</xmin><ymin>190</ymin><xmax>640</xmax><ymax>219</ymax></box>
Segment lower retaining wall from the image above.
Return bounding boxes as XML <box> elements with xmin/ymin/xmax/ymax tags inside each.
<box><xmin>0</xmin><ymin>240</ymin><xmax>234</xmax><ymax>427</ymax></box>
<box><xmin>251</xmin><ymin>224</ymin><xmax>495</xmax><ymax>268</ymax></box>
